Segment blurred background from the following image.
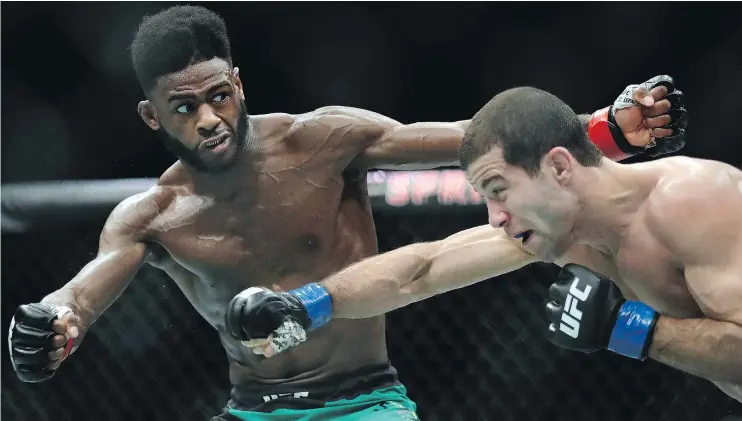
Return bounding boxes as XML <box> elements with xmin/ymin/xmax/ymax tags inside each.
<box><xmin>2</xmin><ymin>2</ymin><xmax>742</xmax><ymax>421</ymax></box>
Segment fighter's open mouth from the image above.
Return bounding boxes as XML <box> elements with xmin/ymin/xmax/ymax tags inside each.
<box><xmin>515</xmin><ymin>230</ymin><xmax>533</xmax><ymax>244</ymax></box>
<box><xmin>203</xmin><ymin>134</ymin><xmax>228</xmax><ymax>149</ymax></box>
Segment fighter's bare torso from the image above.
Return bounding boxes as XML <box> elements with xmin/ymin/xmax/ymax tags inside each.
<box><xmin>591</xmin><ymin>158</ymin><xmax>737</xmax><ymax>315</ymax></box>
<box><xmin>136</xmin><ymin>112</ymin><xmax>387</xmax><ymax>385</ymax></box>
<box><xmin>570</xmin><ymin>157</ymin><xmax>742</xmax><ymax>400</ymax></box>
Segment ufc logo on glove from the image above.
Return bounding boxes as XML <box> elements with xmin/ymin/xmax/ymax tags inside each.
<box><xmin>558</xmin><ymin>278</ymin><xmax>593</xmax><ymax>339</ymax></box>
<box><xmin>546</xmin><ymin>264</ymin><xmax>658</xmax><ymax>360</ymax></box>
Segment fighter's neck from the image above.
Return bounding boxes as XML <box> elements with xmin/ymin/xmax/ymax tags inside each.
<box><xmin>570</xmin><ymin>159</ymin><xmax>658</xmax><ymax>255</ymax></box>
<box><xmin>188</xmin><ymin>150</ymin><xmax>263</xmax><ymax>199</ymax></box>
<box><xmin>192</xmin><ymin>158</ymin><xmax>259</xmax><ymax>192</ymax></box>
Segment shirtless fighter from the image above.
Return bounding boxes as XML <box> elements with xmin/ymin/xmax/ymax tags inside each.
<box><xmin>7</xmin><ymin>5</ymin><xmax>689</xmax><ymax>421</ymax></box>
<box><xmin>233</xmin><ymin>84</ymin><xmax>742</xmax><ymax>404</ymax></box>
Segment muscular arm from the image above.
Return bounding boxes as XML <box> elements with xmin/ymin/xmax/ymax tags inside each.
<box><xmin>40</xmin><ymin>189</ymin><xmax>162</xmax><ymax>350</ymax></box>
<box><xmin>308</xmin><ymin>106</ymin><xmax>606</xmax><ymax>171</ymax></box>
<box><xmin>648</xmin><ymin>264</ymin><xmax>742</xmax><ymax>385</ymax></box>
<box><xmin>320</xmin><ymin>225</ymin><xmax>536</xmax><ymax>319</ymax></box>
<box><xmin>645</xmin><ymin>165</ymin><xmax>742</xmax><ymax>385</ymax></box>
<box><xmin>320</xmin><ymin>225</ymin><xmax>623</xmax><ymax>320</ymax></box>
<box><xmin>650</xmin><ymin>314</ymin><xmax>742</xmax><ymax>384</ymax></box>
<box><xmin>360</xmin><ymin>118</ymin><xmax>470</xmax><ymax>170</ymax></box>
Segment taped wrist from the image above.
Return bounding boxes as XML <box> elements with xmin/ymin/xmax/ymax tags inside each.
<box><xmin>588</xmin><ymin>106</ymin><xmax>647</xmax><ymax>161</ymax></box>
<box><xmin>51</xmin><ymin>305</ymin><xmax>74</xmax><ymax>361</ymax></box>
<box><xmin>607</xmin><ymin>300</ymin><xmax>658</xmax><ymax>360</ymax></box>
<box><xmin>288</xmin><ymin>283</ymin><xmax>333</xmax><ymax>331</ymax></box>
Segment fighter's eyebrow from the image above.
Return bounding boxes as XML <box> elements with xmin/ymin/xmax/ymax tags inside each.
<box><xmin>481</xmin><ymin>175</ymin><xmax>505</xmax><ymax>189</ymax></box>
<box><xmin>167</xmin><ymin>80</ymin><xmax>231</xmax><ymax>103</ymax></box>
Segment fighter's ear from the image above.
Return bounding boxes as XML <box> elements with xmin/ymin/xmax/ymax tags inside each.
<box><xmin>137</xmin><ymin>100</ymin><xmax>160</xmax><ymax>131</ymax></box>
<box><xmin>543</xmin><ymin>147</ymin><xmax>573</xmax><ymax>185</ymax></box>
<box><xmin>232</xmin><ymin>67</ymin><xmax>245</xmax><ymax>101</ymax></box>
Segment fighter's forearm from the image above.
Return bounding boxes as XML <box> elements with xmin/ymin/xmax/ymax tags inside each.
<box><xmin>321</xmin><ymin>243</ymin><xmax>438</xmax><ymax>319</ymax></box>
<box><xmin>323</xmin><ymin>225</ymin><xmax>536</xmax><ymax>319</ymax></box>
<box><xmin>40</xmin><ymin>249</ymin><xmax>145</xmax><ymax>346</ymax></box>
<box><xmin>648</xmin><ymin>316</ymin><xmax>742</xmax><ymax>384</ymax></box>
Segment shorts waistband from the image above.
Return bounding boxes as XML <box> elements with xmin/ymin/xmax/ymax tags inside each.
<box><xmin>227</xmin><ymin>361</ymin><xmax>401</xmax><ymax>412</ymax></box>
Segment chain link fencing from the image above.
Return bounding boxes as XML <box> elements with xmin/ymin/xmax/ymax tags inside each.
<box><xmin>2</xmin><ymin>209</ymin><xmax>740</xmax><ymax>421</ymax></box>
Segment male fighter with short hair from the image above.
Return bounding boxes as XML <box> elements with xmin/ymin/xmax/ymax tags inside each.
<box><xmin>231</xmin><ymin>86</ymin><xmax>742</xmax><ymax>404</ymax></box>
<box><xmin>8</xmin><ymin>5</ymin><xmax>688</xmax><ymax>420</ymax></box>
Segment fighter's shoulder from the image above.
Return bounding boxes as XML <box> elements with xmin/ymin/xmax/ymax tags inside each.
<box><xmin>292</xmin><ymin>106</ymin><xmax>399</xmax><ymax>137</ymax></box>
<box><xmin>102</xmin><ymin>184</ymin><xmax>175</xmax><ymax>241</ymax></box>
<box><xmin>644</xmin><ymin>157</ymin><xmax>742</xmax><ymax>256</ymax></box>
<box><xmin>258</xmin><ymin>107</ymin><xmax>399</xmax><ymax>153</ymax></box>
<box><xmin>303</xmin><ymin>106</ymin><xmax>400</xmax><ymax>125</ymax></box>
<box><xmin>250</xmin><ymin>112</ymin><xmax>296</xmax><ymax>137</ymax></box>
<box><xmin>647</xmin><ymin>157</ymin><xmax>742</xmax><ymax>215</ymax></box>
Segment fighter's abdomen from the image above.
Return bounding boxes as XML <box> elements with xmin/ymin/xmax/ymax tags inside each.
<box><xmin>223</xmin><ymin>316</ymin><xmax>388</xmax><ymax>382</ymax></box>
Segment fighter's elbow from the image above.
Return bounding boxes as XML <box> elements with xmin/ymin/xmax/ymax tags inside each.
<box><xmin>390</xmin><ymin>242</ymin><xmax>441</xmax><ymax>296</ymax></box>
<box><xmin>412</xmin><ymin>259</ymin><xmax>463</xmax><ymax>297</ymax></box>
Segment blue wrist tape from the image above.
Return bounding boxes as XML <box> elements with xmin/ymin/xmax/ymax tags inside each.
<box><xmin>607</xmin><ymin>300</ymin><xmax>658</xmax><ymax>360</ymax></box>
<box><xmin>289</xmin><ymin>283</ymin><xmax>333</xmax><ymax>331</ymax></box>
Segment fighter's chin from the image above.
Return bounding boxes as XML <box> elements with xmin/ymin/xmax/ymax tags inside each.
<box><xmin>201</xmin><ymin>143</ymin><xmax>240</xmax><ymax>173</ymax></box>
<box><xmin>202</xmin><ymin>159</ymin><xmax>238</xmax><ymax>174</ymax></box>
<box><xmin>526</xmin><ymin>234</ymin><xmax>562</xmax><ymax>263</ymax></box>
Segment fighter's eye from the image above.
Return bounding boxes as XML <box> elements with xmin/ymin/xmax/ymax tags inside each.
<box><xmin>175</xmin><ymin>103</ymin><xmax>194</xmax><ymax>115</ymax></box>
<box><xmin>491</xmin><ymin>189</ymin><xmax>506</xmax><ymax>200</ymax></box>
<box><xmin>212</xmin><ymin>93</ymin><xmax>229</xmax><ymax>103</ymax></box>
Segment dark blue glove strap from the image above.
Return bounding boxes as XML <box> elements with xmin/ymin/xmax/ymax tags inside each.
<box><xmin>289</xmin><ymin>283</ymin><xmax>333</xmax><ymax>331</ymax></box>
<box><xmin>607</xmin><ymin>301</ymin><xmax>658</xmax><ymax>360</ymax></box>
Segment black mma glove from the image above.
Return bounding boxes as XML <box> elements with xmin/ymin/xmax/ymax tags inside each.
<box><xmin>9</xmin><ymin>303</ymin><xmax>75</xmax><ymax>383</ymax></box>
<box><xmin>545</xmin><ymin>264</ymin><xmax>659</xmax><ymax>360</ymax></box>
<box><xmin>589</xmin><ymin>75</ymin><xmax>689</xmax><ymax>160</ymax></box>
<box><xmin>225</xmin><ymin>284</ymin><xmax>332</xmax><ymax>354</ymax></box>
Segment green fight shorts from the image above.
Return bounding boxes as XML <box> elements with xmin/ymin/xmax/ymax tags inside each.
<box><xmin>214</xmin><ymin>386</ymin><xmax>418</xmax><ymax>421</ymax></box>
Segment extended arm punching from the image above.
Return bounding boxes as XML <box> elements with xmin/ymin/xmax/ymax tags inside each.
<box><xmin>223</xmin><ymin>74</ymin><xmax>689</xmax><ymax>357</ymax></box>
<box><xmin>335</xmin><ymin>75</ymin><xmax>686</xmax><ymax>170</ymax></box>
<box><xmin>326</xmin><ymin>225</ymin><xmax>535</xmax><ymax>319</ymax></box>
<box><xmin>225</xmin><ymin>226</ymin><xmax>536</xmax><ymax>356</ymax></box>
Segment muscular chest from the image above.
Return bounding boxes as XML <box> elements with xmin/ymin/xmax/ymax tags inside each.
<box><xmin>615</xmin><ymin>234</ymin><xmax>701</xmax><ymax>318</ymax></box>
<box><xmin>156</xmin><ymin>171</ymin><xmax>351</xmax><ymax>282</ymax></box>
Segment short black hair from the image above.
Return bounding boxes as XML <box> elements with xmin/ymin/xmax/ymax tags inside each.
<box><xmin>460</xmin><ymin>87</ymin><xmax>602</xmax><ymax>175</ymax></box>
<box><xmin>130</xmin><ymin>5</ymin><xmax>232</xmax><ymax>93</ymax></box>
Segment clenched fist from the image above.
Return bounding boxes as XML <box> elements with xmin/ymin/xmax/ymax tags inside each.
<box><xmin>589</xmin><ymin>74</ymin><xmax>689</xmax><ymax>160</ymax></box>
<box><xmin>9</xmin><ymin>303</ymin><xmax>81</xmax><ymax>383</ymax></box>
<box><xmin>225</xmin><ymin>283</ymin><xmax>333</xmax><ymax>358</ymax></box>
